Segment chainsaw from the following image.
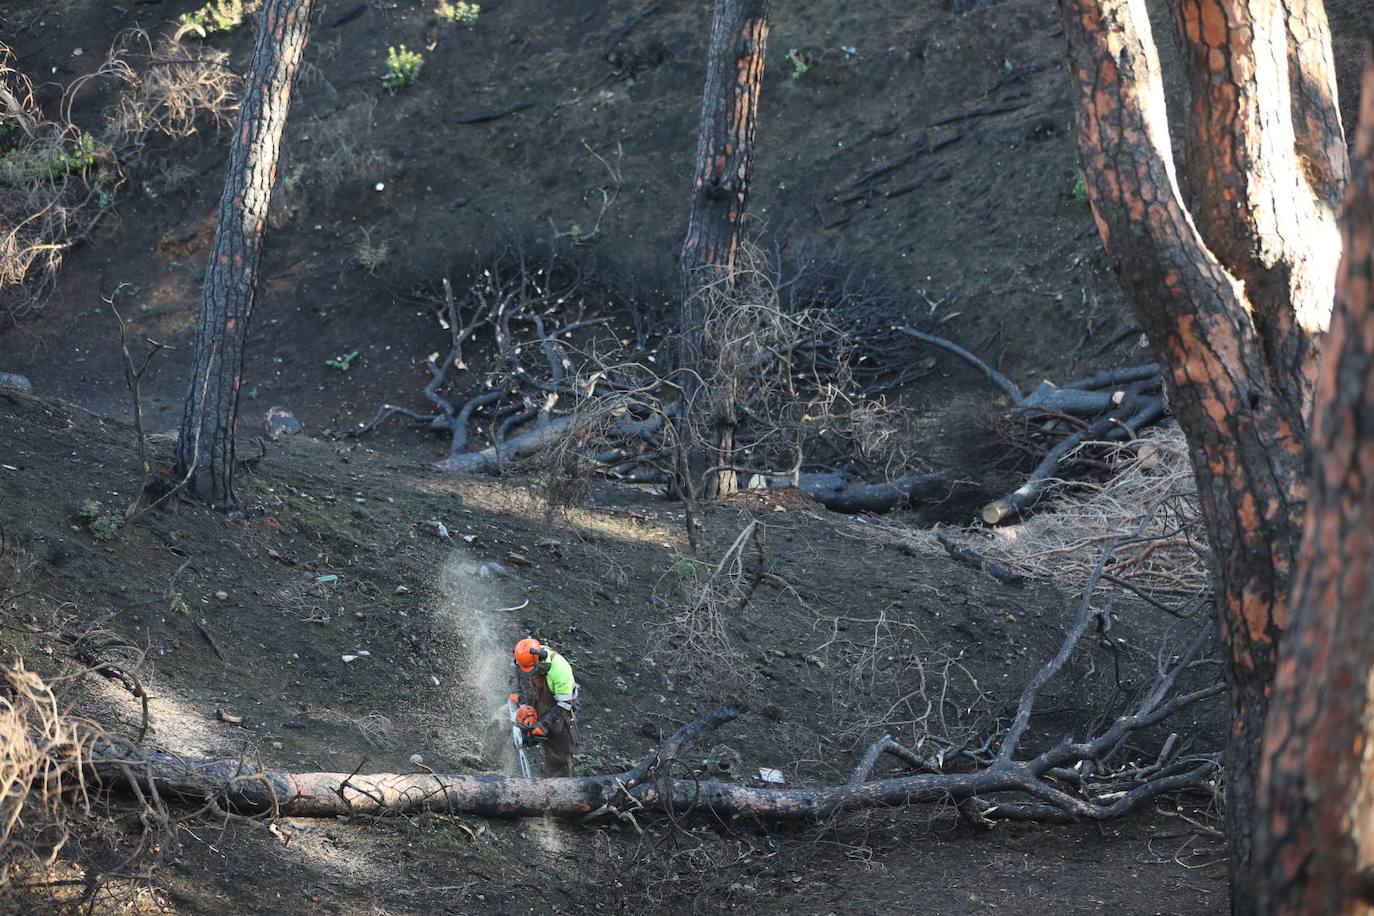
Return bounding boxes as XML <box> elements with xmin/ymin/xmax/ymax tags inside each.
<box><xmin>507</xmin><ymin>693</ymin><xmax>543</xmax><ymax>778</ymax></box>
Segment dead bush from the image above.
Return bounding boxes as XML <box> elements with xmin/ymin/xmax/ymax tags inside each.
<box><xmin>0</xmin><ymin>662</ymin><xmax>98</xmax><ymax>911</ymax></box>
<box><xmin>0</xmin><ymin>655</ymin><xmax>196</xmax><ymax>912</ymax></box>
<box><xmin>648</xmin><ymin>520</ymin><xmax>768</xmax><ymax>696</ymax></box>
<box><xmin>682</xmin><ymin>242</ymin><xmax>926</xmax><ymax>490</ymax></box>
<box><xmin>97</xmin><ymin>31</ymin><xmax>239</xmax><ymax>161</ymax></box>
<box><xmin>1</xmin><ymin>31</ymin><xmax>238</xmax><ymax>321</ymax></box>
<box><xmin>311</xmin><ymin>103</ymin><xmax>394</xmax><ymax>201</ymax></box>
<box><xmin>879</xmin><ymin>426</ymin><xmax>1206</xmax><ymax>602</ymax></box>
<box><xmin>0</xmin><ymin>45</ymin><xmax>117</xmax><ymax>321</ymax></box>
<box><xmin>814</xmin><ymin>610</ymin><xmax>989</xmax><ymax>755</ymax></box>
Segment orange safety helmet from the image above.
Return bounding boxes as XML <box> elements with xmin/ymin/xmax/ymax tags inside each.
<box><xmin>513</xmin><ymin>637</ymin><xmax>546</xmax><ymax>673</ymax></box>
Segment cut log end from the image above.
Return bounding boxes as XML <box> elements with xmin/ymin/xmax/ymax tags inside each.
<box><xmin>982</xmin><ymin>499</ymin><xmax>1015</xmax><ymax>526</ymax></box>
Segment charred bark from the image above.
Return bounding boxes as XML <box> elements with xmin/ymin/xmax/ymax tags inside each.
<box><xmin>1257</xmin><ymin>43</ymin><xmax>1374</xmax><ymax>916</ymax></box>
<box><xmin>766</xmin><ymin>471</ymin><xmax>949</xmax><ymax>514</ymax></box>
<box><xmin>678</xmin><ymin>0</ymin><xmax>771</xmax><ymax>500</ymax></box>
<box><xmin>1168</xmin><ymin>0</ymin><xmax>1347</xmax><ymax>414</ymax></box>
<box><xmin>1058</xmin><ymin>1</ymin><xmax>1345</xmax><ymax>903</ymax></box>
<box><xmin>177</xmin><ymin>0</ymin><xmax>315</xmax><ymax>507</ymax></box>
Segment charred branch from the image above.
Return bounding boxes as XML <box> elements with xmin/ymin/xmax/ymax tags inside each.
<box><xmin>767</xmin><ymin>471</ymin><xmax>950</xmax><ymax>514</ymax></box>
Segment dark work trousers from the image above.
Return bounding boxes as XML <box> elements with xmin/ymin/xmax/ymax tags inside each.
<box><xmin>532</xmin><ymin>673</ymin><xmax>578</xmax><ymax>777</ymax></box>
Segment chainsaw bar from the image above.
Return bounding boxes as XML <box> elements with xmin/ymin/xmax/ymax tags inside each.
<box><xmin>508</xmin><ymin>693</ymin><xmax>533</xmax><ymax>778</ymax></box>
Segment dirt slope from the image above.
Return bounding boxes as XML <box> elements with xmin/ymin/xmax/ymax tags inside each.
<box><xmin>0</xmin><ymin>389</ymin><xmax>1227</xmax><ymax>913</ymax></box>
<box><xmin>0</xmin><ymin>0</ymin><xmax>1155</xmax><ymax>445</ymax></box>
<box><xmin>4</xmin><ymin>0</ymin><xmax>1371</xmax><ymax>911</ymax></box>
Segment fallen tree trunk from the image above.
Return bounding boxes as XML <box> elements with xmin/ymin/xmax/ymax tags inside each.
<box><xmin>88</xmin><ymin>698</ymin><xmax>1212</xmax><ymax>822</ymax></box>
<box><xmin>90</xmin><ymin>703</ymin><xmax>740</xmax><ymax>819</ymax></box>
<box><xmin>767</xmin><ymin>471</ymin><xmax>950</xmax><ymax>514</ymax></box>
<box><xmin>434</xmin><ymin>414</ymin><xmax>577</xmax><ymax>474</ymax></box>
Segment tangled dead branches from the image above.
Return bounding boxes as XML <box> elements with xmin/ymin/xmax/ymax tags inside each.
<box><xmin>0</xmin><ymin>661</ymin><xmax>120</xmax><ymax>912</ymax></box>
<box><xmin>0</xmin><ymin>44</ymin><xmax>115</xmax><ymax>322</ymax></box>
<box><xmin>816</xmin><ymin>609</ymin><xmax>988</xmax><ymax>754</ymax></box>
<box><xmin>95</xmin><ymin>30</ymin><xmax>239</xmax><ymax>163</ymax></box>
<box><xmin>649</xmin><ymin>519</ymin><xmax>771</xmax><ymax>695</ymax></box>
<box><xmin>878</xmin><ymin>427</ymin><xmax>1207</xmax><ymax>603</ymax></box>
<box><xmin>0</xmin><ymin>663</ymin><xmax>93</xmax><ymax>875</ymax></box>
<box><xmin>353</xmin><ymin>240</ymin><xmax>946</xmax><ymax>517</ymax></box>
<box><xmin>829</xmin><ymin>501</ymin><xmax>1222</xmax><ymax>824</ymax></box>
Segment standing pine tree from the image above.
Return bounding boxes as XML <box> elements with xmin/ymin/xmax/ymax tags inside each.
<box><xmin>1057</xmin><ymin>0</ymin><xmax>1347</xmax><ymax>906</ymax></box>
<box><xmin>1257</xmin><ymin>38</ymin><xmax>1374</xmax><ymax>916</ymax></box>
<box><xmin>178</xmin><ymin>0</ymin><xmax>316</xmax><ymax>506</ymax></box>
<box><xmin>677</xmin><ymin>0</ymin><xmax>771</xmax><ymax>500</ymax></box>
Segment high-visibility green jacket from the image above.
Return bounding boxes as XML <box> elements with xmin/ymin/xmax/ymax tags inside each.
<box><xmin>542</xmin><ymin>650</ymin><xmax>577</xmax><ymax>707</ymax></box>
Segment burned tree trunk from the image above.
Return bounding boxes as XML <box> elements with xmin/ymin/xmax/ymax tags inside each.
<box><xmin>1257</xmin><ymin>42</ymin><xmax>1374</xmax><ymax>916</ymax></box>
<box><xmin>1057</xmin><ymin>0</ymin><xmax>1346</xmax><ymax>906</ymax></box>
<box><xmin>1169</xmin><ymin>0</ymin><xmax>1346</xmax><ymax>411</ymax></box>
<box><xmin>678</xmin><ymin>0</ymin><xmax>771</xmax><ymax>500</ymax></box>
<box><xmin>177</xmin><ymin>0</ymin><xmax>315</xmax><ymax>507</ymax></box>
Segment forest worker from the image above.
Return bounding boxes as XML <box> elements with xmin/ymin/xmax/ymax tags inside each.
<box><xmin>512</xmin><ymin>637</ymin><xmax>579</xmax><ymax>777</ymax></box>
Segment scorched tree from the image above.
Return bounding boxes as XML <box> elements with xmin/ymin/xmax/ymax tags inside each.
<box><xmin>178</xmin><ymin>0</ymin><xmax>315</xmax><ymax>506</ymax></box>
<box><xmin>678</xmin><ymin>0</ymin><xmax>771</xmax><ymax>499</ymax></box>
<box><xmin>1256</xmin><ymin>38</ymin><xmax>1374</xmax><ymax>916</ymax></box>
<box><xmin>1057</xmin><ymin>0</ymin><xmax>1347</xmax><ymax>908</ymax></box>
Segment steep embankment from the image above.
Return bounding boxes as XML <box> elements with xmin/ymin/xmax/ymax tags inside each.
<box><xmin>1</xmin><ymin>388</ymin><xmax>1228</xmax><ymax>912</ymax></box>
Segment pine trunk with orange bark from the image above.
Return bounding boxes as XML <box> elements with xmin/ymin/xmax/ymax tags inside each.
<box><xmin>1057</xmin><ymin>0</ymin><xmax>1346</xmax><ymax>909</ymax></box>
<box><xmin>1256</xmin><ymin>41</ymin><xmax>1374</xmax><ymax>916</ymax></box>
<box><xmin>178</xmin><ymin>0</ymin><xmax>315</xmax><ymax>507</ymax></box>
<box><xmin>677</xmin><ymin>0</ymin><xmax>770</xmax><ymax>500</ymax></box>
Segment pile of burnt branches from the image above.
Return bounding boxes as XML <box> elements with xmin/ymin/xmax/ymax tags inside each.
<box><xmin>875</xmin><ymin>427</ymin><xmax>1209</xmax><ymax>604</ymax></box>
<box><xmin>351</xmin><ymin>242</ymin><xmax>637</xmax><ymax>473</ymax></box>
<box><xmin>352</xmin><ymin>241</ymin><xmax>951</xmax><ymax>512</ymax></box>
<box><xmin>818</xmin><ymin>496</ymin><xmax>1220</xmax><ymax>820</ymax></box>
<box><xmin>901</xmin><ymin>326</ymin><xmax>1166</xmax><ymax>524</ymax></box>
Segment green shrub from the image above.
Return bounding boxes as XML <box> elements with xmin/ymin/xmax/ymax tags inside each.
<box><xmin>1072</xmin><ymin>170</ymin><xmax>1088</xmax><ymax>202</ymax></box>
<box><xmin>436</xmin><ymin>1</ymin><xmax>480</xmax><ymax>25</ymax></box>
<box><xmin>787</xmin><ymin>49</ymin><xmax>810</xmax><ymax>80</ymax></box>
<box><xmin>355</xmin><ymin>229</ymin><xmax>389</xmax><ymax>273</ymax></box>
<box><xmin>89</xmin><ymin>515</ymin><xmax>122</xmax><ymax>542</ymax></box>
<box><xmin>178</xmin><ymin>0</ymin><xmax>249</xmax><ymax>37</ymax></box>
<box><xmin>76</xmin><ymin>499</ymin><xmax>122</xmax><ymax>541</ymax></box>
<box><xmin>325</xmin><ymin>351</ymin><xmax>360</xmax><ymax>371</ymax></box>
<box><xmin>282</xmin><ymin>162</ymin><xmax>305</xmax><ymax>193</ymax></box>
<box><xmin>0</xmin><ymin>132</ymin><xmax>99</xmax><ymax>184</ymax></box>
<box><xmin>382</xmin><ymin>45</ymin><xmax>425</xmax><ymax>90</ymax></box>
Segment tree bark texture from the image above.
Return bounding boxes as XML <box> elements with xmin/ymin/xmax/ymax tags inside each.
<box><xmin>1057</xmin><ymin>1</ymin><xmax>1345</xmax><ymax>907</ymax></box>
<box><xmin>1257</xmin><ymin>42</ymin><xmax>1374</xmax><ymax>916</ymax></box>
<box><xmin>177</xmin><ymin>0</ymin><xmax>315</xmax><ymax>507</ymax></box>
<box><xmin>677</xmin><ymin>0</ymin><xmax>770</xmax><ymax>500</ymax></box>
<box><xmin>1168</xmin><ymin>0</ymin><xmax>1347</xmax><ymax>413</ymax></box>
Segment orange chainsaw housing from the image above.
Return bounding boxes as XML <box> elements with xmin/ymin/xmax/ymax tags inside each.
<box><xmin>516</xmin><ymin>705</ymin><xmax>540</xmax><ymax>730</ymax></box>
